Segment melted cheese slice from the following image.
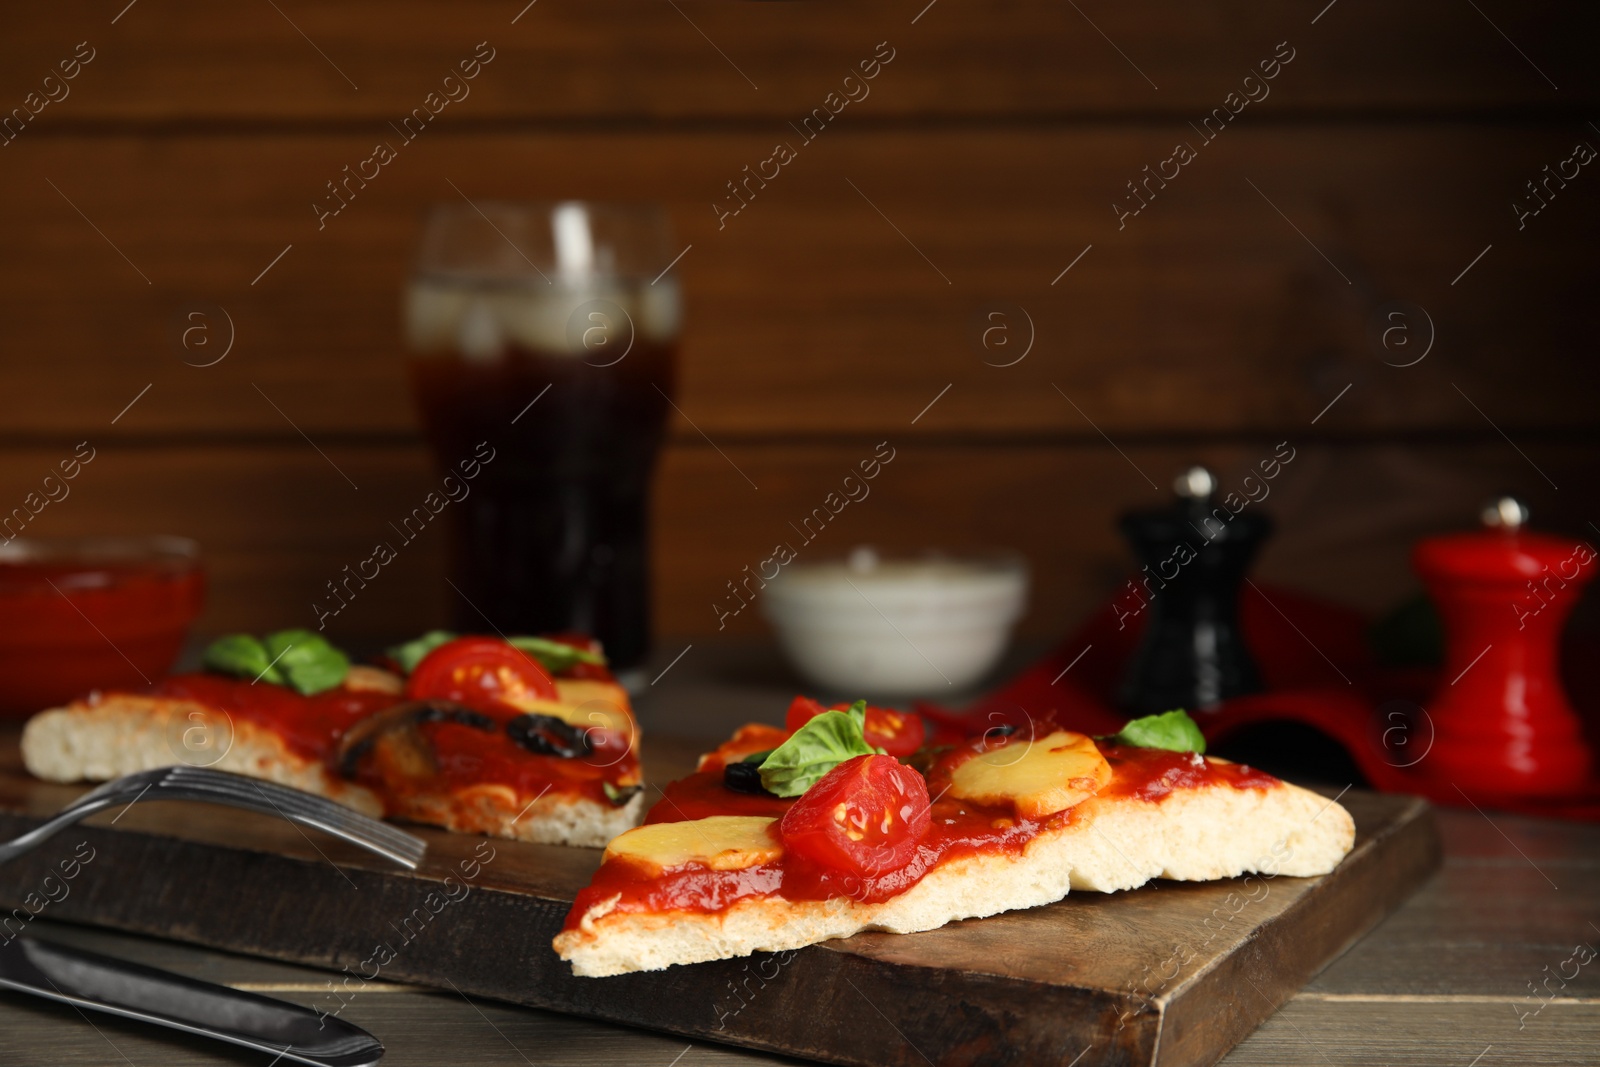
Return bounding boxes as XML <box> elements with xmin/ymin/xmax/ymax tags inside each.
<box><xmin>507</xmin><ymin>679</ymin><xmax>635</xmax><ymax>737</ymax></box>
<box><xmin>604</xmin><ymin>816</ymin><xmax>782</xmax><ymax>875</ymax></box>
<box><xmin>949</xmin><ymin>730</ymin><xmax>1112</xmax><ymax>819</ymax></box>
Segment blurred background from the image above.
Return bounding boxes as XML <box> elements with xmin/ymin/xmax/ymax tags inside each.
<box><xmin>1</xmin><ymin>0</ymin><xmax>1595</xmax><ymax>655</ymax></box>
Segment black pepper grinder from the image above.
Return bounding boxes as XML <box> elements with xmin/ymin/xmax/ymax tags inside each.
<box><xmin>1116</xmin><ymin>466</ymin><xmax>1272</xmax><ymax>716</ymax></box>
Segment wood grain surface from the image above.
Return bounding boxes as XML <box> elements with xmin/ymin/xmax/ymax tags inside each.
<box><xmin>0</xmin><ymin>128</ymin><xmax>1594</xmax><ymax>439</ymax></box>
<box><xmin>0</xmin><ymin>439</ymin><xmax>1590</xmax><ymax>640</ymax></box>
<box><xmin>0</xmin><ymin>2</ymin><xmax>1594</xmax><ymax>643</ymax></box>
<box><xmin>0</xmin><ymin>6</ymin><xmax>1594</xmax><ymax>1065</ymax></box>
<box><xmin>0</xmin><ymin>724</ymin><xmax>1437</xmax><ymax>1067</ymax></box>
<box><xmin>2</xmin><ymin>1</ymin><xmax>1594</xmax><ymax>121</ymax></box>
<box><xmin>0</xmin><ymin>642</ymin><xmax>1595</xmax><ymax>1067</ymax></box>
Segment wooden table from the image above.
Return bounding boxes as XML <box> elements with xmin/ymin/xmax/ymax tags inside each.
<box><xmin>1</xmin><ymin>642</ymin><xmax>1597</xmax><ymax>1066</ymax></box>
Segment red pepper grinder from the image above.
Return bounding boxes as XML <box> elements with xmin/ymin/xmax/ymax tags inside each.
<box><xmin>1412</xmin><ymin>496</ymin><xmax>1595</xmax><ymax>797</ymax></box>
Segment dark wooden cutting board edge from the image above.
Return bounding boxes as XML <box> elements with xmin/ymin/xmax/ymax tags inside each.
<box><xmin>1156</xmin><ymin>793</ymin><xmax>1440</xmax><ymax>1066</ymax></box>
<box><xmin>0</xmin><ymin>782</ymin><xmax>1439</xmax><ymax>1067</ymax></box>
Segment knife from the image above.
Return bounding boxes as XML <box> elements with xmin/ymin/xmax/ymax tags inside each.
<box><xmin>0</xmin><ymin>935</ymin><xmax>384</xmax><ymax>1067</ymax></box>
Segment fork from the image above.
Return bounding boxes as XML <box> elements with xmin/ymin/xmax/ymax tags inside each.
<box><xmin>0</xmin><ymin>764</ymin><xmax>427</xmax><ymax>869</ymax></box>
<box><xmin>0</xmin><ymin>765</ymin><xmax>423</xmax><ymax>1065</ymax></box>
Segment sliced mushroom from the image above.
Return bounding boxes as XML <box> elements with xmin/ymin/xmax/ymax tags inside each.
<box><xmin>335</xmin><ymin>700</ymin><xmax>496</xmax><ymax>779</ymax></box>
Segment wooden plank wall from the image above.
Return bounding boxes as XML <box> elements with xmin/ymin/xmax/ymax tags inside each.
<box><xmin>0</xmin><ymin>1</ymin><xmax>1595</xmax><ymax>645</ymax></box>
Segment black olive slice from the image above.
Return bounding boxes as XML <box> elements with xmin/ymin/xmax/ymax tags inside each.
<box><xmin>506</xmin><ymin>713</ymin><xmax>591</xmax><ymax>759</ymax></box>
<box><xmin>723</xmin><ymin>759</ymin><xmax>773</xmax><ymax>795</ymax></box>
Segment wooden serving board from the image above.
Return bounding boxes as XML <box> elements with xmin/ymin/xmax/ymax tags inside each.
<box><xmin>0</xmin><ymin>730</ymin><xmax>1439</xmax><ymax>1067</ymax></box>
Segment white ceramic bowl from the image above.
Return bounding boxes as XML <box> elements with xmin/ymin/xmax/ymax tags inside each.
<box><xmin>762</xmin><ymin>548</ymin><xmax>1029</xmax><ymax>698</ymax></box>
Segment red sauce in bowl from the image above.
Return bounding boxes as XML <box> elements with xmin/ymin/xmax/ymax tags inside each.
<box><xmin>0</xmin><ymin>537</ymin><xmax>204</xmax><ymax>716</ymax></box>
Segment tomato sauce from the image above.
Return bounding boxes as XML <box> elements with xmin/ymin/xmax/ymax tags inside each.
<box><xmin>565</xmin><ymin>737</ymin><xmax>1280</xmax><ymax>928</ymax></box>
<box><xmin>153</xmin><ymin>675</ymin><xmax>395</xmax><ymax>763</ymax></box>
<box><xmin>148</xmin><ymin>671</ymin><xmax>639</xmax><ymax>812</ymax></box>
<box><xmin>415</xmin><ymin>719</ymin><xmax>637</xmax><ymax>806</ymax></box>
<box><xmin>1098</xmin><ymin>744</ymin><xmax>1280</xmax><ymax>800</ymax></box>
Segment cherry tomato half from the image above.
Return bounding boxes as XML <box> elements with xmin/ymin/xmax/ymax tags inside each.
<box><xmin>778</xmin><ymin>754</ymin><xmax>931</xmax><ymax>878</ymax></box>
<box><xmin>784</xmin><ymin>696</ymin><xmax>830</xmax><ymax>731</ymax></box>
<box><xmin>784</xmin><ymin>696</ymin><xmax>927</xmax><ymax>759</ymax></box>
<box><xmin>406</xmin><ymin>636</ymin><xmax>559</xmax><ymax>711</ymax></box>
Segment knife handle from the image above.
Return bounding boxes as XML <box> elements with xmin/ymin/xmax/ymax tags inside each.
<box><xmin>0</xmin><ymin>936</ymin><xmax>384</xmax><ymax>1067</ymax></box>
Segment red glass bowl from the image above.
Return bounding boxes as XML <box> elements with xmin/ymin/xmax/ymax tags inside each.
<box><xmin>0</xmin><ymin>536</ymin><xmax>205</xmax><ymax>717</ymax></box>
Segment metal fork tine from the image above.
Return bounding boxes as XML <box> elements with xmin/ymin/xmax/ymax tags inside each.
<box><xmin>163</xmin><ymin>771</ymin><xmax>347</xmax><ymax>822</ymax></box>
<box><xmin>77</xmin><ymin>769</ymin><xmax>161</xmax><ymax>805</ymax></box>
<box><xmin>0</xmin><ymin>766</ymin><xmax>427</xmax><ymax>870</ymax></box>
<box><xmin>164</xmin><ymin>769</ymin><xmax>426</xmax><ymax>855</ymax></box>
<box><xmin>163</xmin><ymin>767</ymin><xmax>355</xmax><ymax>822</ymax></box>
<box><xmin>206</xmin><ymin>778</ymin><xmax>427</xmax><ymax>861</ymax></box>
<box><xmin>156</xmin><ymin>768</ymin><xmax>427</xmax><ymax>863</ymax></box>
<box><xmin>166</xmin><ymin>785</ymin><xmax>426</xmax><ymax>868</ymax></box>
<box><xmin>236</xmin><ymin>791</ymin><xmax>428</xmax><ymax>860</ymax></box>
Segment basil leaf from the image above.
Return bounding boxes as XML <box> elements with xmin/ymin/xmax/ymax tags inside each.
<box><xmin>508</xmin><ymin>635</ymin><xmax>607</xmax><ymax>673</ymax></box>
<box><xmin>202</xmin><ymin>634</ymin><xmax>281</xmax><ymax>684</ymax></box>
<box><xmin>1105</xmin><ymin>709</ymin><xmax>1206</xmax><ymax>754</ymax></box>
<box><xmin>386</xmin><ymin>630</ymin><xmax>457</xmax><ymax>673</ymax></box>
<box><xmin>602</xmin><ymin>782</ymin><xmax>641</xmax><ymax>807</ymax></box>
<box><xmin>263</xmin><ymin>629</ymin><xmax>350</xmax><ymax>696</ymax></box>
<box><xmin>758</xmin><ymin>701</ymin><xmax>885</xmax><ymax>798</ymax></box>
<box><xmin>386</xmin><ymin>631</ymin><xmax>607</xmax><ymax>676</ymax></box>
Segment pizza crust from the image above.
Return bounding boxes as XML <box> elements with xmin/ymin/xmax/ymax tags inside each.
<box><xmin>21</xmin><ymin>692</ymin><xmax>643</xmax><ymax>846</ymax></box>
<box><xmin>387</xmin><ymin>783</ymin><xmax>645</xmax><ymax>848</ymax></box>
<box><xmin>21</xmin><ymin>696</ymin><xmax>384</xmax><ymax>815</ymax></box>
<box><xmin>554</xmin><ymin>777</ymin><xmax>1354</xmax><ymax>976</ymax></box>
